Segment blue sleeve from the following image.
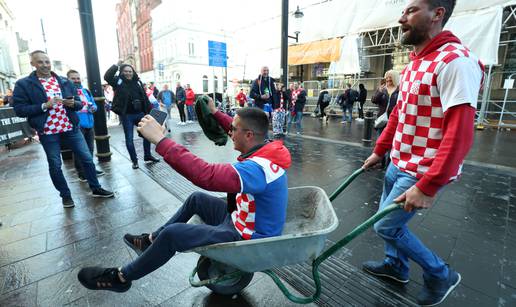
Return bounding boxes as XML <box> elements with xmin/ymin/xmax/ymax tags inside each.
<box><xmin>233</xmin><ymin>160</ymin><xmax>267</xmax><ymax>194</ymax></box>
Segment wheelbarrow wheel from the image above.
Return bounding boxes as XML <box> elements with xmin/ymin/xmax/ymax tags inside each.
<box><xmin>197</xmin><ymin>256</ymin><xmax>254</xmax><ymax>295</ymax></box>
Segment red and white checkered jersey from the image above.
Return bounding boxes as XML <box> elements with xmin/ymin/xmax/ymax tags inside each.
<box><xmin>390</xmin><ymin>42</ymin><xmax>484</xmax><ymax>179</ymax></box>
<box><xmin>40</xmin><ymin>77</ymin><xmax>73</xmax><ymax>135</ymax></box>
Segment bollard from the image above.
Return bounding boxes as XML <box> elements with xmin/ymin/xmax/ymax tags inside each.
<box><xmin>362</xmin><ymin>110</ymin><xmax>374</xmax><ymax>143</ymax></box>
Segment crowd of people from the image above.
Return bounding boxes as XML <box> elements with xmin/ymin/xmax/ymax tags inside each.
<box><xmin>7</xmin><ymin>1</ymin><xmax>486</xmax><ymax>306</ymax></box>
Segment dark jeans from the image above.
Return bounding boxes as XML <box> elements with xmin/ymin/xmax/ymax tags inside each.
<box><xmin>320</xmin><ymin>104</ymin><xmax>328</xmax><ymax>117</ymax></box>
<box><xmin>120</xmin><ymin>113</ymin><xmax>151</xmax><ymax>163</ymax></box>
<box><xmin>73</xmin><ymin>127</ymin><xmax>94</xmax><ymax>177</ymax></box>
<box><xmin>39</xmin><ymin>129</ymin><xmax>101</xmax><ymax>198</ymax></box>
<box><xmin>121</xmin><ymin>192</ymin><xmax>241</xmax><ymax>280</ymax></box>
<box><xmin>177</xmin><ymin>102</ymin><xmax>186</xmax><ymax>122</ymax></box>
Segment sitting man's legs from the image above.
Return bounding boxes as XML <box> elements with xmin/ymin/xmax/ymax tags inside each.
<box><xmin>78</xmin><ymin>192</ymin><xmax>241</xmax><ymax>291</ymax></box>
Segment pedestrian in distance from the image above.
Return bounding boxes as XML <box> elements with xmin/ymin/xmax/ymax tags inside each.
<box><xmin>339</xmin><ymin>83</ymin><xmax>358</xmax><ymax>124</ymax></box>
<box><xmin>357</xmin><ymin>83</ymin><xmax>367</xmax><ymax>121</ymax></box>
<box><xmin>157</xmin><ymin>84</ymin><xmax>175</xmax><ymax>118</ymax></box>
<box><xmin>77</xmin><ymin>103</ymin><xmax>291</xmax><ymax>293</ymax></box>
<box><xmin>104</xmin><ymin>60</ymin><xmax>160</xmax><ymax>169</ymax></box>
<box><xmin>317</xmin><ymin>87</ymin><xmax>331</xmax><ymax>123</ymax></box>
<box><xmin>13</xmin><ymin>50</ymin><xmax>114</xmax><ymax>208</ymax></box>
<box><xmin>250</xmin><ymin>66</ymin><xmax>277</xmax><ymax>110</ymax></box>
<box><xmin>185</xmin><ymin>84</ymin><xmax>196</xmax><ymax>123</ymax></box>
<box><xmin>175</xmin><ymin>82</ymin><xmax>187</xmax><ymax>125</ymax></box>
<box><xmin>272</xmin><ymin>84</ymin><xmax>287</xmax><ymax>138</ymax></box>
<box><xmin>361</xmin><ymin>1</ymin><xmax>484</xmax><ymax>305</ymax></box>
<box><xmin>67</xmin><ymin>69</ymin><xmax>105</xmax><ymax>182</ymax></box>
<box><xmin>235</xmin><ymin>88</ymin><xmax>247</xmax><ymax>108</ymax></box>
<box><xmin>286</xmin><ymin>82</ymin><xmax>306</xmax><ymax>135</ymax></box>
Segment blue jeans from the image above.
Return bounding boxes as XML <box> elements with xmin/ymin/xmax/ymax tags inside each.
<box><xmin>121</xmin><ymin>192</ymin><xmax>241</xmax><ymax>280</ymax></box>
<box><xmin>39</xmin><ymin>128</ymin><xmax>101</xmax><ymax>198</ymax></box>
<box><xmin>120</xmin><ymin>113</ymin><xmax>151</xmax><ymax>163</ymax></box>
<box><xmin>342</xmin><ymin>104</ymin><xmax>353</xmax><ymax>122</ymax></box>
<box><xmin>287</xmin><ymin>111</ymin><xmax>303</xmax><ymax>133</ymax></box>
<box><xmin>186</xmin><ymin>105</ymin><xmax>194</xmax><ymax>121</ymax></box>
<box><xmin>73</xmin><ymin>127</ymin><xmax>95</xmax><ymax>177</ymax></box>
<box><xmin>374</xmin><ymin>163</ymin><xmax>448</xmax><ymax>280</ymax></box>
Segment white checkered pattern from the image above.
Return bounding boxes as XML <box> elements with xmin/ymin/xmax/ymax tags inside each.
<box><xmin>390</xmin><ymin>42</ymin><xmax>482</xmax><ymax>179</ymax></box>
<box><xmin>40</xmin><ymin>77</ymin><xmax>73</xmax><ymax>135</ymax></box>
<box><xmin>231</xmin><ymin>193</ymin><xmax>256</xmax><ymax>240</ymax></box>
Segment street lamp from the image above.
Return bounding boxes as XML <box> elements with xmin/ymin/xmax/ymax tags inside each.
<box><xmin>289</xmin><ymin>6</ymin><xmax>304</xmax><ymax>43</ymax></box>
<box><xmin>281</xmin><ymin>2</ymin><xmax>304</xmax><ymax>87</ymax></box>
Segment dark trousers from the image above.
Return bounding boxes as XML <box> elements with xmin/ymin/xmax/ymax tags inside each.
<box><xmin>39</xmin><ymin>129</ymin><xmax>101</xmax><ymax>198</ymax></box>
<box><xmin>320</xmin><ymin>104</ymin><xmax>328</xmax><ymax>117</ymax></box>
<box><xmin>73</xmin><ymin>127</ymin><xmax>94</xmax><ymax>177</ymax></box>
<box><xmin>120</xmin><ymin>113</ymin><xmax>151</xmax><ymax>163</ymax></box>
<box><xmin>177</xmin><ymin>102</ymin><xmax>186</xmax><ymax>122</ymax></box>
<box><xmin>358</xmin><ymin>101</ymin><xmax>365</xmax><ymax>119</ymax></box>
<box><xmin>121</xmin><ymin>192</ymin><xmax>241</xmax><ymax>281</ymax></box>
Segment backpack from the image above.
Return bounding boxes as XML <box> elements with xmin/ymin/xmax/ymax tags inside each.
<box><xmin>322</xmin><ymin>92</ymin><xmax>331</xmax><ymax>104</ymax></box>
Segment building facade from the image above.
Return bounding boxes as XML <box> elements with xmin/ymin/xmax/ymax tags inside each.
<box><xmin>0</xmin><ymin>0</ymin><xmax>19</xmax><ymax>94</ymax></box>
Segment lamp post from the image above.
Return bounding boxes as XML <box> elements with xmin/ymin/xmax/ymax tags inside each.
<box><xmin>281</xmin><ymin>3</ymin><xmax>304</xmax><ymax>87</ymax></box>
<box><xmin>78</xmin><ymin>0</ymin><xmax>112</xmax><ymax>162</ymax></box>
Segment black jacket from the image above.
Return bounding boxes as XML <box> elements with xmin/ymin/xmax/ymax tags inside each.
<box><xmin>250</xmin><ymin>75</ymin><xmax>277</xmax><ymax>109</ymax></box>
<box><xmin>294</xmin><ymin>89</ymin><xmax>307</xmax><ymax>112</ymax></box>
<box><xmin>13</xmin><ymin>72</ymin><xmax>81</xmax><ymax>134</ymax></box>
<box><xmin>176</xmin><ymin>86</ymin><xmax>186</xmax><ymax>103</ymax></box>
<box><xmin>104</xmin><ymin>64</ymin><xmax>151</xmax><ymax>115</ymax></box>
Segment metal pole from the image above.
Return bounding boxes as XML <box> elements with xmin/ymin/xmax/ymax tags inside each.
<box><xmin>281</xmin><ymin>0</ymin><xmax>288</xmax><ymax>87</ymax></box>
<box><xmin>477</xmin><ymin>65</ymin><xmax>492</xmax><ymax>128</ymax></box>
<box><xmin>498</xmin><ymin>73</ymin><xmax>515</xmax><ymax>129</ymax></box>
<box><xmin>40</xmin><ymin>19</ymin><xmax>48</xmax><ymax>54</ymax></box>
<box><xmin>78</xmin><ymin>0</ymin><xmax>112</xmax><ymax>162</ymax></box>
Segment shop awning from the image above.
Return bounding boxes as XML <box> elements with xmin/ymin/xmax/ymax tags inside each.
<box><xmin>288</xmin><ymin>38</ymin><xmax>341</xmax><ymax>66</ymax></box>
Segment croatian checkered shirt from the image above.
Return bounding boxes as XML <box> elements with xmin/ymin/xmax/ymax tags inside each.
<box><xmin>390</xmin><ymin>42</ymin><xmax>483</xmax><ymax>179</ymax></box>
<box><xmin>40</xmin><ymin>77</ymin><xmax>73</xmax><ymax>135</ymax></box>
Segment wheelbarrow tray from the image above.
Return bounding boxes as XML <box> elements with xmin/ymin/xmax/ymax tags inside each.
<box><xmin>190</xmin><ymin>186</ymin><xmax>338</xmax><ymax>273</ymax></box>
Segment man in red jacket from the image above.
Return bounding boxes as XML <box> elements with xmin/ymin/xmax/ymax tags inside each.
<box><xmin>361</xmin><ymin>1</ymin><xmax>483</xmax><ymax>306</ymax></box>
<box><xmin>185</xmin><ymin>84</ymin><xmax>196</xmax><ymax>123</ymax></box>
<box><xmin>236</xmin><ymin>88</ymin><xmax>247</xmax><ymax>107</ymax></box>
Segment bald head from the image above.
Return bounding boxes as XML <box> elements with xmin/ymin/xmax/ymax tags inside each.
<box><xmin>30</xmin><ymin>51</ymin><xmax>52</xmax><ymax>78</ymax></box>
<box><xmin>260</xmin><ymin>66</ymin><xmax>269</xmax><ymax>77</ymax></box>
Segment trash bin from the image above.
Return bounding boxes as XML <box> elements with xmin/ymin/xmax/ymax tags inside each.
<box><xmin>362</xmin><ymin>109</ymin><xmax>374</xmax><ymax>143</ymax></box>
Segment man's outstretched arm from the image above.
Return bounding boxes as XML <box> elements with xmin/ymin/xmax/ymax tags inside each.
<box><xmin>138</xmin><ymin>115</ymin><xmax>241</xmax><ymax>193</ymax></box>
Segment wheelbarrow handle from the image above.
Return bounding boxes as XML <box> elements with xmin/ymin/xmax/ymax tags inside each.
<box><xmin>328</xmin><ymin>167</ymin><xmax>365</xmax><ymax>202</ymax></box>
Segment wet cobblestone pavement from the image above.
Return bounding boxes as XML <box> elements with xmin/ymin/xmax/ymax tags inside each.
<box><xmin>0</xmin><ymin>114</ymin><xmax>515</xmax><ymax>306</ymax></box>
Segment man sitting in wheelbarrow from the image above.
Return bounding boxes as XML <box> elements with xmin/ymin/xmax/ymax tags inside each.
<box><xmin>77</xmin><ymin>100</ymin><xmax>291</xmax><ymax>292</ymax></box>
<box><xmin>361</xmin><ymin>0</ymin><xmax>483</xmax><ymax>306</ymax></box>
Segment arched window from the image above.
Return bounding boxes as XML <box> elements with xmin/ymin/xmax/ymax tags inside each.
<box><xmin>202</xmin><ymin>75</ymin><xmax>208</xmax><ymax>93</ymax></box>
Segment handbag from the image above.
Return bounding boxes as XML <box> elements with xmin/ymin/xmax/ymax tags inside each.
<box><xmin>374</xmin><ymin>112</ymin><xmax>388</xmax><ymax>129</ymax></box>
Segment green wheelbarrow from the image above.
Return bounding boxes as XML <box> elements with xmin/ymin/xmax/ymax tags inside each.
<box><xmin>187</xmin><ymin>168</ymin><xmax>404</xmax><ymax>304</ymax></box>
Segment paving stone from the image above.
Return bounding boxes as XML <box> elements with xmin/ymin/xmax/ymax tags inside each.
<box><xmin>0</xmin><ymin>283</ymin><xmax>37</xmax><ymax>307</ymax></box>
<box><xmin>0</xmin><ymin>233</ymin><xmax>46</xmax><ymax>267</ymax></box>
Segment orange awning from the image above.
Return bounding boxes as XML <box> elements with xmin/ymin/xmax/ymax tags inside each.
<box><xmin>288</xmin><ymin>38</ymin><xmax>341</xmax><ymax>65</ymax></box>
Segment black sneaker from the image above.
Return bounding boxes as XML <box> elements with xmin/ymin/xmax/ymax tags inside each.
<box><xmin>144</xmin><ymin>155</ymin><xmax>159</xmax><ymax>163</ymax></box>
<box><xmin>362</xmin><ymin>261</ymin><xmax>409</xmax><ymax>284</ymax></box>
<box><xmin>92</xmin><ymin>188</ymin><xmax>114</xmax><ymax>198</ymax></box>
<box><xmin>77</xmin><ymin>267</ymin><xmax>131</xmax><ymax>292</ymax></box>
<box><xmin>132</xmin><ymin>162</ymin><xmax>139</xmax><ymax>169</ymax></box>
<box><xmin>78</xmin><ymin>175</ymin><xmax>87</xmax><ymax>183</ymax></box>
<box><xmin>123</xmin><ymin>233</ymin><xmax>151</xmax><ymax>256</ymax></box>
<box><xmin>417</xmin><ymin>268</ymin><xmax>461</xmax><ymax>306</ymax></box>
<box><xmin>62</xmin><ymin>197</ymin><xmax>75</xmax><ymax>208</ymax></box>
<box><xmin>96</xmin><ymin>169</ymin><xmax>105</xmax><ymax>177</ymax></box>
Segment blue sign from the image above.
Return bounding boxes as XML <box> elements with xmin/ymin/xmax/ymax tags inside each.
<box><xmin>208</xmin><ymin>40</ymin><xmax>227</xmax><ymax>68</ymax></box>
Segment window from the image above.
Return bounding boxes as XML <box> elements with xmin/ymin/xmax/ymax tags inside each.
<box><xmin>214</xmin><ymin>76</ymin><xmax>218</xmax><ymax>92</ymax></box>
<box><xmin>188</xmin><ymin>40</ymin><xmax>195</xmax><ymax>57</ymax></box>
<box><xmin>202</xmin><ymin>75</ymin><xmax>208</xmax><ymax>93</ymax></box>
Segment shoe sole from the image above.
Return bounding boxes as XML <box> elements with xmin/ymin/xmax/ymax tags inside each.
<box><xmin>363</xmin><ymin>267</ymin><xmax>410</xmax><ymax>284</ymax></box>
<box><xmin>123</xmin><ymin>237</ymin><xmax>143</xmax><ymax>256</ymax></box>
<box><xmin>77</xmin><ymin>273</ymin><xmax>131</xmax><ymax>293</ymax></box>
<box><xmin>63</xmin><ymin>204</ymin><xmax>75</xmax><ymax>208</ymax></box>
<box><xmin>91</xmin><ymin>193</ymin><xmax>115</xmax><ymax>198</ymax></box>
<box><xmin>420</xmin><ymin>273</ymin><xmax>461</xmax><ymax>307</ymax></box>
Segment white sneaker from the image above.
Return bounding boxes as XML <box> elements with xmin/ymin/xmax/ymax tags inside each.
<box><xmin>177</xmin><ymin>122</ymin><xmax>182</xmax><ymax>125</ymax></box>
<box><xmin>187</xmin><ymin>120</ymin><xmax>193</xmax><ymax>124</ymax></box>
